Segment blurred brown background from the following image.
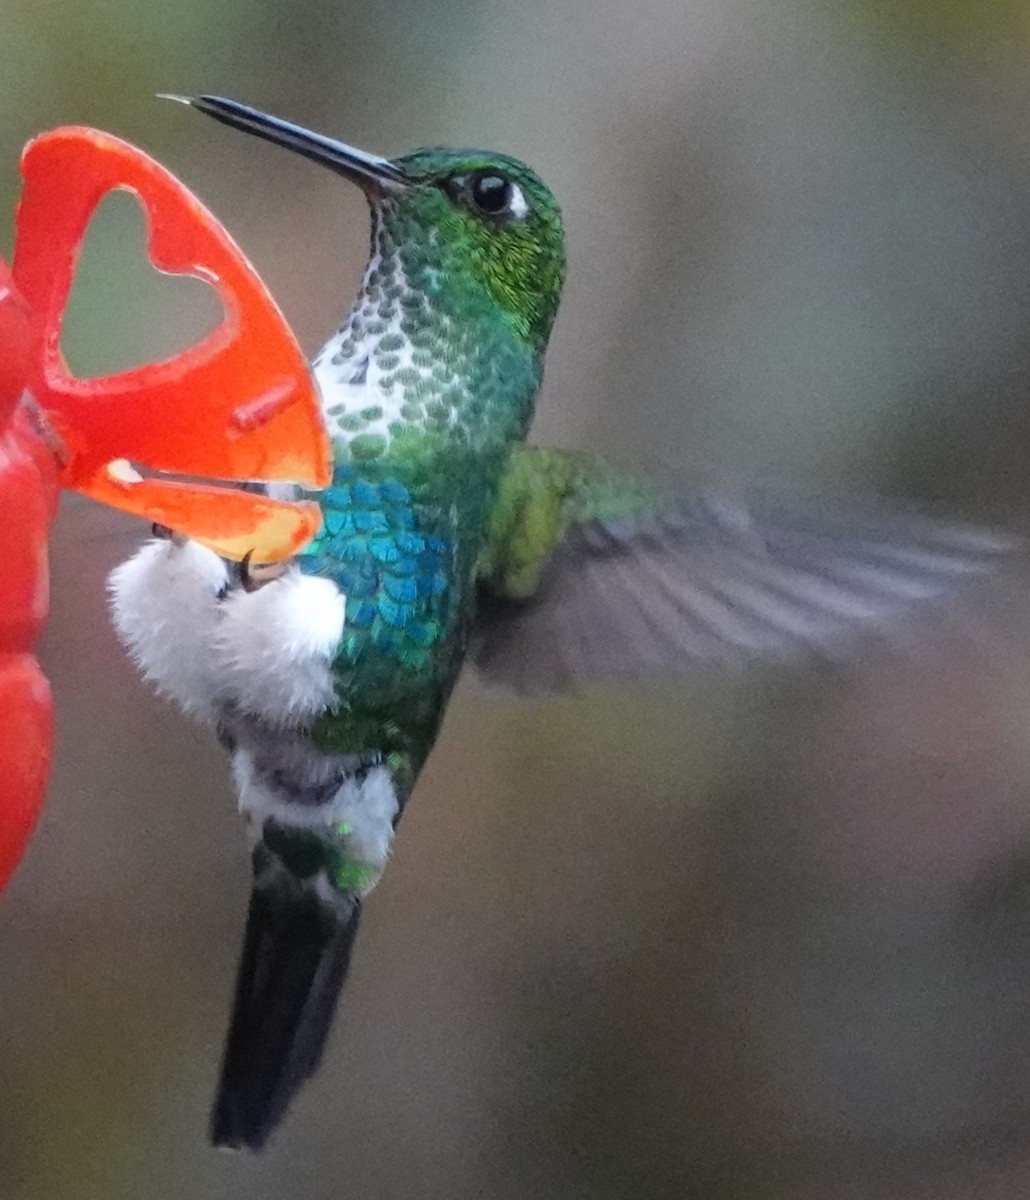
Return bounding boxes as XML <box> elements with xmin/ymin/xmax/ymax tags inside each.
<box><xmin>5</xmin><ymin>1</ymin><xmax>1030</xmax><ymax>1197</ymax></box>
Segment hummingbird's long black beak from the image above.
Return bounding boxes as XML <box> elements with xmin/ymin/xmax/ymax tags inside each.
<box><xmin>158</xmin><ymin>94</ymin><xmax>407</xmax><ymax>192</ymax></box>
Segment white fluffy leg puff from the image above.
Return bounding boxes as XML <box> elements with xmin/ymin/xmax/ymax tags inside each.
<box><xmin>109</xmin><ymin>538</ymin><xmax>347</xmax><ymax>728</ymax></box>
<box><xmin>108</xmin><ymin>537</ymin><xmax>230</xmax><ymax>722</ymax></box>
<box><xmin>217</xmin><ymin>570</ymin><xmax>345</xmax><ymax>726</ymax></box>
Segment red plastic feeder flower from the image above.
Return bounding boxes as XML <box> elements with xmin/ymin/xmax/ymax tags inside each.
<box><xmin>0</xmin><ymin>127</ymin><xmax>331</xmax><ymax>891</ymax></box>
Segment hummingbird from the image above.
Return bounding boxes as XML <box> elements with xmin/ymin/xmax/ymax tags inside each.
<box><xmin>109</xmin><ymin>95</ymin><xmax>1007</xmax><ymax>1151</ymax></box>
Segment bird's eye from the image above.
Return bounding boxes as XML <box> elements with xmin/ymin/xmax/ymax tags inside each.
<box><xmin>469</xmin><ymin>171</ymin><xmax>514</xmax><ymax>216</ymax></box>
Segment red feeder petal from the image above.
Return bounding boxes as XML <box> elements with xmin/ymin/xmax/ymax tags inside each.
<box><xmin>0</xmin><ymin>257</ymin><xmax>31</xmax><ymax>426</ymax></box>
<box><xmin>14</xmin><ymin>128</ymin><xmax>330</xmax><ymax>562</ymax></box>
<box><xmin>0</xmin><ymin>656</ymin><xmax>51</xmax><ymax>891</ymax></box>
<box><xmin>0</xmin><ymin>256</ymin><xmax>54</xmax><ymax>890</ymax></box>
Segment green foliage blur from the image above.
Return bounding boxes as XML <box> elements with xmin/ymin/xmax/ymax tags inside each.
<box><xmin>5</xmin><ymin>1</ymin><xmax>1030</xmax><ymax>1197</ymax></box>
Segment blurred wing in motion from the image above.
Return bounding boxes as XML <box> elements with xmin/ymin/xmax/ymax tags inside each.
<box><xmin>471</xmin><ymin>446</ymin><xmax>1011</xmax><ymax>695</ymax></box>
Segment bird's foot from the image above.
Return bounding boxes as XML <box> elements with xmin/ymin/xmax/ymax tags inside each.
<box><xmin>240</xmin><ymin>550</ymin><xmax>289</xmax><ymax>593</ymax></box>
<box><xmin>151</xmin><ymin>522</ymin><xmax>187</xmax><ymax>547</ymax></box>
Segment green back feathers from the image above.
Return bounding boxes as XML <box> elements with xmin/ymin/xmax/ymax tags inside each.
<box><xmin>478</xmin><ymin>447</ymin><xmax>663</xmax><ymax>599</ymax></box>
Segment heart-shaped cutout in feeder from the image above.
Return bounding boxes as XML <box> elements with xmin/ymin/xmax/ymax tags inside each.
<box><xmin>13</xmin><ymin>127</ymin><xmax>331</xmax><ymax>562</ymax></box>
<box><xmin>61</xmin><ymin>189</ymin><xmax>224</xmax><ymax>379</ymax></box>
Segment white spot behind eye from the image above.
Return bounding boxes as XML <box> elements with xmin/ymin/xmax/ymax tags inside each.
<box><xmin>508</xmin><ymin>182</ymin><xmax>529</xmax><ymax>219</ymax></box>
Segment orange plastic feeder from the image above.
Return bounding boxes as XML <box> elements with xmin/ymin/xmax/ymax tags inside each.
<box><xmin>0</xmin><ymin>127</ymin><xmax>330</xmax><ymax>890</ymax></box>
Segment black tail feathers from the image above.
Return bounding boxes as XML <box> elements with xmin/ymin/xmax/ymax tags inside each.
<box><xmin>211</xmin><ymin>883</ymin><xmax>362</xmax><ymax>1152</ymax></box>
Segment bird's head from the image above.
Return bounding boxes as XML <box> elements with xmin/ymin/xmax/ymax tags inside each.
<box><xmin>175</xmin><ymin>97</ymin><xmax>567</xmax><ymax>355</ymax></box>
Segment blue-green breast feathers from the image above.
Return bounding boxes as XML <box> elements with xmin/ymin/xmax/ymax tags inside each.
<box><xmin>298</xmin><ymin>467</ymin><xmax>452</xmax><ymax>680</ymax></box>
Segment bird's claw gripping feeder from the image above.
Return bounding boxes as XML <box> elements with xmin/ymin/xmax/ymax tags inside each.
<box><xmin>0</xmin><ymin>125</ymin><xmax>331</xmax><ymax>891</ymax></box>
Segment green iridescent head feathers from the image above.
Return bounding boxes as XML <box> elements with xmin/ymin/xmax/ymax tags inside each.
<box><xmin>386</xmin><ymin>148</ymin><xmax>566</xmax><ymax>352</ymax></box>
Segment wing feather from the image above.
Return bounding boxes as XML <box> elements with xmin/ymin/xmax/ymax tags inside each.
<box><xmin>472</xmin><ymin>449</ymin><xmax>1010</xmax><ymax>695</ymax></box>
